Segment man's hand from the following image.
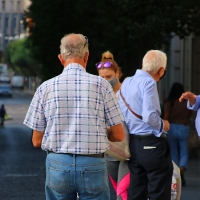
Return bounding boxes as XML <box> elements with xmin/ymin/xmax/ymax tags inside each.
<box><xmin>163</xmin><ymin>120</ymin><xmax>170</xmax><ymax>132</ymax></box>
<box><xmin>107</xmin><ymin>123</ymin><xmax>125</xmax><ymax>142</ymax></box>
<box><xmin>179</xmin><ymin>92</ymin><xmax>197</xmax><ymax>106</ymax></box>
<box><xmin>32</xmin><ymin>130</ymin><xmax>44</xmax><ymax>148</ymax></box>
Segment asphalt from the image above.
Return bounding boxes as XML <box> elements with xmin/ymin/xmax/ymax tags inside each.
<box><xmin>180</xmin><ymin>149</ymin><xmax>200</xmax><ymax>200</ymax></box>
<box><xmin>6</xmin><ymin>88</ymin><xmax>200</xmax><ymax>200</ymax></box>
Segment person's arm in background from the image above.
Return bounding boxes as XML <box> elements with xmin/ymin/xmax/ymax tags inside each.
<box><xmin>163</xmin><ymin>101</ymin><xmax>170</xmax><ymax>120</ymax></box>
<box><xmin>32</xmin><ymin>130</ymin><xmax>44</xmax><ymax>148</ymax></box>
<box><xmin>179</xmin><ymin>92</ymin><xmax>197</xmax><ymax>107</ymax></box>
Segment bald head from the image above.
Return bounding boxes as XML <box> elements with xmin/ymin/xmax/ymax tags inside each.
<box><xmin>60</xmin><ymin>33</ymin><xmax>89</xmax><ymax>60</ymax></box>
<box><xmin>142</xmin><ymin>50</ymin><xmax>167</xmax><ymax>73</ymax></box>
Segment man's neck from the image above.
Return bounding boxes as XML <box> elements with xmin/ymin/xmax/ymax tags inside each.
<box><xmin>147</xmin><ymin>71</ymin><xmax>158</xmax><ymax>82</ymax></box>
<box><xmin>63</xmin><ymin>58</ymin><xmax>86</xmax><ymax>68</ymax></box>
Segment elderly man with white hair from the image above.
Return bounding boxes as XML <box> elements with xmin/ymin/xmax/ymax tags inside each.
<box><xmin>118</xmin><ymin>50</ymin><xmax>173</xmax><ymax>200</ymax></box>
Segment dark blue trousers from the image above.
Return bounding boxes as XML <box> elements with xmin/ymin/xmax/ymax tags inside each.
<box><xmin>128</xmin><ymin>135</ymin><xmax>173</xmax><ymax>200</ymax></box>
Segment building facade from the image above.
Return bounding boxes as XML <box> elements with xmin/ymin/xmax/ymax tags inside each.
<box><xmin>158</xmin><ymin>35</ymin><xmax>200</xmax><ymax>104</ymax></box>
<box><xmin>0</xmin><ymin>0</ymin><xmax>30</xmax><ymax>51</ymax></box>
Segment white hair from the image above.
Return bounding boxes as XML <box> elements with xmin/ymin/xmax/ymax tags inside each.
<box><xmin>142</xmin><ymin>50</ymin><xmax>167</xmax><ymax>73</ymax></box>
<box><xmin>60</xmin><ymin>33</ymin><xmax>89</xmax><ymax>60</ymax></box>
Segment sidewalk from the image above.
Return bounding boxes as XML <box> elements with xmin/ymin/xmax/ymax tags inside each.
<box><xmin>181</xmin><ymin>149</ymin><xmax>200</xmax><ymax>200</ymax></box>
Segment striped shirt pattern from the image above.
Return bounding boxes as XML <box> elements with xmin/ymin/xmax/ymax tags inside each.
<box><xmin>24</xmin><ymin>63</ymin><xmax>124</xmax><ymax>154</ymax></box>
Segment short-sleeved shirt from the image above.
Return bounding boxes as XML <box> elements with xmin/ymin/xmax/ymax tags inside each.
<box><xmin>23</xmin><ymin>63</ymin><xmax>124</xmax><ymax>154</ymax></box>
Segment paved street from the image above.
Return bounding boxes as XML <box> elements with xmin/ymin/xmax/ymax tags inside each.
<box><xmin>0</xmin><ymin>89</ymin><xmax>46</xmax><ymax>200</ymax></box>
<box><xmin>0</xmin><ymin>126</ymin><xmax>46</xmax><ymax>200</ymax></box>
<box><xmin>181</xmin><ymin>151</ymin><xmax>200</xmax><ymax>200</ymax></box>
<box><xmin>0</xmin><ymin>89</ymin><xmax>200</xmax><ymax>199</ymax></box>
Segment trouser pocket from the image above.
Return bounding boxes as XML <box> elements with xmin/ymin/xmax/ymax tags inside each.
<box><xmin>46</xmin><ymin>162</ymin><xmax>70</xmax><ymax>194</ymax></box>
<box><xmin>81</xmin><ymin>163</ymin><xmax>108</xmax><ymax>196</ymax></box>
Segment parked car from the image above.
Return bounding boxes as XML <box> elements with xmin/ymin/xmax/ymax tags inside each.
<box><xmin>11</xmin><ymin>75</ymin><xmax>24</xmax><ymax>88</ymax></box>
<box><xmin>0</xmin><ymin>84</ymin><xmax>12</xmax><ymax>97</ymax></box>
<box><xmin>0</xmin><ymin>73</ymin><xmax>11</xmax><ymax>83</ymax></box>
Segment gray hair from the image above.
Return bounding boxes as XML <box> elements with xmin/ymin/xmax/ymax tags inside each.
<box><xmin>142</xmin><ymin>50</ymin><xmax>167</xmax><ymax>73</ymax></box>
<box><xmin>60</xmin><ymin>33</ymin><xmax>89</xmax><ymax>60</ymax></box>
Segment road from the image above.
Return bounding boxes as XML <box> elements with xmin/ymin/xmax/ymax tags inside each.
<box><xmin>0</xmin><ymin>89</ymin><xmax>199</xmax><ymax>200</ymax></box>
<box><xmin>0</xmin><ymin>89</ymin><xmax>46</xmax><ymax>200</ymax></box>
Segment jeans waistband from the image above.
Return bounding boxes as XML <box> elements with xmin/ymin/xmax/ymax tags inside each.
<box><xmin>130</xmin><ymin>133</ymin><xmax>166</xmax><ymax>140</ymax></box>
<box><xmin>47</xmin><ymin>151</ymin><xmax>104</xmax><ymax>158</ymax></box>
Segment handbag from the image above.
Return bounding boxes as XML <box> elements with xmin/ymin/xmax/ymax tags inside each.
<box><xmin>105</xmin><ymin>121</ymin><xmax>131</xmax><ymax>161</ymax></box>
<box><xmin>105</xmin><ymin>90</ymin><xmax>132</xmax><ymax>161</ymax></box>
<box><xmin>106</xmin><ymin>89</ymin><xmax>142</xmax><ymax>161</ymax></box>
<box><xmin>171</xmin><ymin>161</ymin><xmax>182</xmax><ymax>200</ymax></box>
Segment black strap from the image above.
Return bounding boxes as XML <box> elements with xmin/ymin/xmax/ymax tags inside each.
<box><xmin>120</xmin><ymin>89</ymin><xmax>142</xmax><ymax>120</ymax></box>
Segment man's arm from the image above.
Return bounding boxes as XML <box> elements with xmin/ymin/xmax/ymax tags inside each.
<box><xmin>107</xmin><ymin>123</ymin><xmax>125</xmax><ymax>142</ymax></box>
<box><xmin>32</xmin><ymin>130</ymin><xmax>44</xmax><ymax>148</ymax></box>
<box><xmin>143</xmin><ymin>81</ymin><xmax>165</xmax><ymax>134</ymax></box>
<box><xmin>179</xmin><ymin>92</ymin><xmax>197</xmax><ymax>106</ymax></box>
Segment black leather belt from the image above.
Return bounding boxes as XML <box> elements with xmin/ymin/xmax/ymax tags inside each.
<box><xmin>130</xmin><ymin>133</ymin><xmax>166</xmax><ymax>140</ymax></box>
<box><xmin>47</xmin><ymin>151</ymin><xmax>104</xmax><ymax>158</ymax></box>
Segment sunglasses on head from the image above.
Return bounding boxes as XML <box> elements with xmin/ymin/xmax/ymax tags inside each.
<box><xmin>95</xmin><ymin>61</ymin><xmax>115</xmax><ymax>69</ymax></box>
<box><xmin>84</xmin><ymin>36</ymin><xmax>88</xmax><ymax>48</ymax></box>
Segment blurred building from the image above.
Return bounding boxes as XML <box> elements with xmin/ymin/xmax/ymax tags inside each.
<box><xmin>0</xmin><ymin>0</ymin><xmax>31</xmax><ymax>51</ymax></box>
<box><xmin>158</xmin><ymin>35</ymin><xmax>200</xmax><ymax>103</ymax></box>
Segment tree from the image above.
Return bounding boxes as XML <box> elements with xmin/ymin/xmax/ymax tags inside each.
<box><xmin>26</xmin><ymin>0</ymin><xmax>200</xmax><ymax>81</ymax></box>
<box><xmin>4</xmin><ymin>38</ymin><xmax>40</xmax><ymax>76</ymax></box>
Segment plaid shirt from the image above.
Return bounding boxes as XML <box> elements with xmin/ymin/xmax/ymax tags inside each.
<box><xmin>24</xmin><ymin>63</ymin><xmax>124</xmax><ymax>154</ymax></box>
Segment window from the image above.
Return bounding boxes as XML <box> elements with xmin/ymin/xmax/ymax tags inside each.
<box><xmin>13</xmin><ymin>17</ymin><xmax>16</xmax><ymax>32</ymax></box>
<box><xmin>5</xmin><ymin>17</ymin><xmax>9</xmax><ymax>35</ymax></box>
<box><xmin>10</xmin><ymin>0</ymin><xmax>13</xmax><ymax>11</ymax></box>
<box><xmin>2</xmin><ymin>1</ymin><xmax>5</xmax><ymax>11</ymax></box>
<box><xmin>17</xmin><ymin>1</ymin><xmax>21</xmax><ymax>11</ymax></box>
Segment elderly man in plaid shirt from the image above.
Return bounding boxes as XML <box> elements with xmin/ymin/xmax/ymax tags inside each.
<box><xmin>24</xmin><ymin>33</ymin><xmax>125</xmax><ymax>200</ymax></box>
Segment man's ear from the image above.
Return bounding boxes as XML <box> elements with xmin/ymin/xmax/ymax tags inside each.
<box><xmin>58</xmin><ymin>54</ymin><xmax>64</xmax><ymax>65</ymax></box>
<box><xmin>58</xmin><ymin>54</ymin><xmax>62</xmax><ymax>62</ymax></box>
<box><xmin>158</xmin><ymin>67</ymin><xmax>164</xmax><ymax>76</ymax></box>
<box><xmin>84</xmin><ymin>52</ymin><xmax>89</xmax><ymax>64</ymax></box>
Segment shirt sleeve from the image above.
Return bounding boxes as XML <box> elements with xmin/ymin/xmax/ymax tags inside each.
<box><xmin>187</xmin><ymin>95</ymin><xmax>200</xmax><ymax>111</ymax></box>
<box><xmin>103</xmin><ymin>82</ymin><xmax>124</xmax><ymax>127</ymax></box>
<box><xmin>23</xmin><ymin>88</ymin><xmax>46</xmax><ymax>132</ymax></box>
<box><xmin>142</xmin><ymin>80</ymin><xmax>163</xmax><ymax>135</ymax></box>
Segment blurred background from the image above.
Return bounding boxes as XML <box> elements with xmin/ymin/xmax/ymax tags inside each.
<box><xmin>0</xmin><ymin>0</ymin><xmax>200</xmax><ymax>102</ymax></box>
<box><xmin>0</xmin><ymin>0</ymin><xmax>200</xmax><ymax>199</ymax></box>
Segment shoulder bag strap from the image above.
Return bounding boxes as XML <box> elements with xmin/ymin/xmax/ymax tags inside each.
<box><xmin>120</xmin><ymin>89</ymin><xmax>142</xmax><ymax>120</ymax></box>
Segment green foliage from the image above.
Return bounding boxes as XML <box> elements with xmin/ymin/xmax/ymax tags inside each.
<box><xmin>27</xmin><ymin>0</ymin><xmax>200</xmax><ymax>81</ymax></box>
<box><xmin>4</xmin><ymin>39</ymin><xmax>40</xmax><ymax>76</ymax></box>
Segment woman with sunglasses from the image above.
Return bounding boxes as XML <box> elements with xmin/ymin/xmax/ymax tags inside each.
<box><xmin>96</xmin><ymin>51</ymin><xmax>129</xmax><ymax>200</ymax></box>
<box><xmin>96</xmin><ymin>51</ymin><xmax>122</xmax><ymax>93</ymax></box>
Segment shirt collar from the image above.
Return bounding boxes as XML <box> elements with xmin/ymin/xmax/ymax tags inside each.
<box><xmin>136</xmin><ymin>69</ymin><xmax>155</xmax><ymax>80</ymax></box>
<box><xmin>63</xmin><ymin>63</ymin><xmax>86</xmax><ymax>72</ymax></box>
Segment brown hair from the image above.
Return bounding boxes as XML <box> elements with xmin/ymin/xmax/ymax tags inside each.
<box><xmin>97</xmin><ymin>51</ymin><xmax>123</xmax><ymax>79</ymax></box>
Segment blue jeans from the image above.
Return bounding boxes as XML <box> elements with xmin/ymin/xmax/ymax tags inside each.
<box><xmin>45</xmin><ymin>153</ymin><xmax>110</xmax><ymax>200</ymax></box>
<box><xmin>167</xmin><ymin>123</ymin><xmax>189</xmax><ymax>168</ymax></box>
